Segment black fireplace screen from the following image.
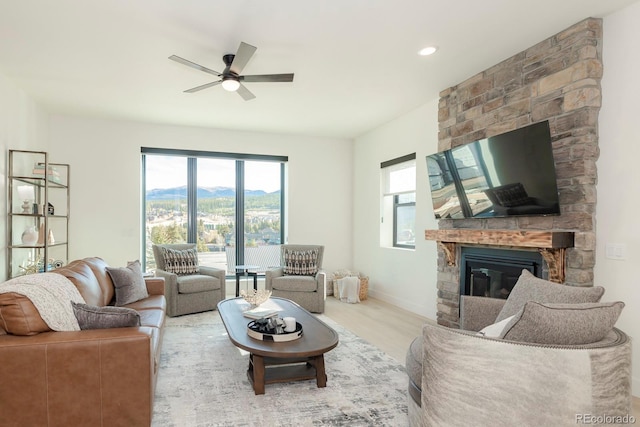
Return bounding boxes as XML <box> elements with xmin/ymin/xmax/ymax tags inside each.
<box><xmin>460</xmin><ymin>247</ymin><xmax>542</xmax><ymax>299</ymax></box>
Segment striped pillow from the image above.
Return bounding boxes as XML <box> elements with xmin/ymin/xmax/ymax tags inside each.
<box><xmin>161</xmin><ymin>247</ymin><xmax>199</xmax><ymax>275</ymax></box>
<box><xmin>283</xmin><ymin>248</ymin><xmax>319</xmax><ymax>276</ymax></box>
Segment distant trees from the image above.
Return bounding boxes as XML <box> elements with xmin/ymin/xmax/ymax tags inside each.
<box><xmin>145</xmin><ymin>193</ymin><xmax>281</xmax><ymax>268</ymax></box>
<box><xmin>150</xmin><ymin>223</ymin><xmax>185</xmax><ymax>244</ymax></box>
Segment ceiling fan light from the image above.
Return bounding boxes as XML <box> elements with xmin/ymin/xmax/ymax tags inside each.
<box><xmin>418</xmin><ymin>46</ymin><xmax>438</xmax><ymax>56</ymax></box>
<box><xmin>221</xmin><ymin>79</ymin><xmax>240</xmax><ymax>92</ymax></box>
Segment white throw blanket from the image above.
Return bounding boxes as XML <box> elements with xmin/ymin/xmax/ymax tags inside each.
<box><xmin>337</xmin><ymin>276</ymin><xmax>360</xmax><ymax>304</ymax></box>
<box><xmin>0</xmin><ymin>273</ymin><xmax>85</xmax><ymax>331</ymax></box>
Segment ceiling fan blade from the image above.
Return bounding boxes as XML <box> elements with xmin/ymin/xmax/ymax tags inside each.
<box><xmin>184</xmin><ymin>80</ymin><xmax>222</xmax><ymax>93</ymax></box>
<box><xmin>229</xmin><ymin>42</ymin><xmax>257</xmax><ymax>75</ymax></box>
<box><xmin>236</xmin><ymin>83</ymin><xmax>256</xmax><ymax>101</ymax></box>
<box><xmin>169</xmin><ymin>55</ymin><xmax>221</xmax><ymax>77</ymax></box>
<box><xmin>241</xmin><ymin>73</ymin><xmax>294</xmax><ymax>83</ymax></box>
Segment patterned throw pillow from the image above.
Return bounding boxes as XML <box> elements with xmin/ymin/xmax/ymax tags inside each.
<box><xmin>161</xmin><ymin>247</ymin><xmax>199</xmax><ymax>275</ymax></box>
<box><xmin>283</xmin><ymin>248</ymin><xmax>320</xmax><ymax>276</ymax></box>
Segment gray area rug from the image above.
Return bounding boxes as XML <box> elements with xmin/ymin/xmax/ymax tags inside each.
<box><xmin>152</xmin><ymin>311</ymin><xmax>408</xmax><ymax>426</ymax></box>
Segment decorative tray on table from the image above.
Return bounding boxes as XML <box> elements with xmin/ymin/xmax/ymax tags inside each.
<box><xmin>247</xmin><ymin>318</ymin><xmax>303</xmax><ymax>342</ymax></box>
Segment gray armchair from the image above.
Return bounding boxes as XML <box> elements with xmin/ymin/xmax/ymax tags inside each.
<box><xmin>406</xmin><ymin>295</ymin><xmax>632</xmax><ymax>426</ymax></box>
<box><xmin>265</xmin><ymin>244</ymin><xmax>326</xmax><ymax>313</ymax></box>
<box><xmin>152</xmin><ymin>243</ymin><xmax>226</xmax><ymax>317</ymax></box>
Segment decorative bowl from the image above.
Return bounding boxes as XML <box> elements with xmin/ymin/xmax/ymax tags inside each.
<box><xmin>240</xmin><ymin>289</ymin><xmax>272</xmax><ymax>307</ymax></box>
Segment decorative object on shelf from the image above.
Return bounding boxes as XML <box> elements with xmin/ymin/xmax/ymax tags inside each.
<box><xmin>52</xmin><ymin>259</ymin><xmax>65</xmax><ymax>269</ymax></box>
<box><xmin>46</xmin><ymin>202</ymin><xmax>54</xmax><ymax>216</ymax></box>
<box><xmin>37</xmin><ymin>224</ymin><xmax>45</xmax><ymax>245</ymax></box>
<box><xmin>21</xmin><ymin>226</ymin><xmax>39</xmax><ymax>245</ymax></box>
<box><xmin>35</xmin><ymin>224</ymin><xmax>54</xmax><ymax>245</ymax></box>
<box><xmin>19</xmin><ymin>254</ymin><xmax>42</xmax><ymax>275</ymax></box>
<box><xmin>240</xmin><ymin>289</ymin><xmax>272</xmax><ymax>307</ymax></box>
<box><xmin>17</xmin><ymin>186</ymin><xmax>34</xmax><ymax>214</ymax></box>
<box><xmin>33</xmin><ymin>163</ymin><xmax>61</xmax><ymax>183</ymax></box>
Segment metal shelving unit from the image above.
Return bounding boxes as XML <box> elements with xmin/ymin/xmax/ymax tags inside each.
<box><xmin>7</xmin><ymin>149</ymin><xmax>69</xmax><ymax>278</ymax></box>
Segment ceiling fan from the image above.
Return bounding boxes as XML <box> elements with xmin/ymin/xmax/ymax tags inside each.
<box><xmin>169</xmin><ymin>42</ymin><xmax>294</xmax><ymax>101</ymax></box>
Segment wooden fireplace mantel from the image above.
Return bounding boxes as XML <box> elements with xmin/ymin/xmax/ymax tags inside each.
<box><xmin>424</xmin><ymin>229</ymin><xmax>575</xmax><ymax>283</ymax></box>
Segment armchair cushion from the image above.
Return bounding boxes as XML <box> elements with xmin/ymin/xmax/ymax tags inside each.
<box><xmin>160</xmin><ymin>247</ymin><xmax>199</xmax><ymax>275</ymax></box>
<box><xmin>500</xmin><ymin>301</ymin><xmax>624</xmax><ymax>345</ymax></box>
<box><xmin>283</xmin><ymin>247</ymin><xmax>320</xmax><ymax>276</ymax></box>
<box><xmin>71</xmin><ymin>302</ymin><xmax>141</xmax><ymax>330</ymax></box>
<box><xmin>495</xmin><ymin>269</ymin><xmax>605</xmax><ymax>322</ymax></box>
<box><xmin>106</xmin><ymin>260</ymin><xmax>149</xmax><ymax>306</ymax></box>
<box><xmin>177</xmin><ymin>274</ymin><xmax>221</xmax><ymax>294</ymax></box>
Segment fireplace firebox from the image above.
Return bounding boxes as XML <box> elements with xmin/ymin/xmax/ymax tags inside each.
<box><xmin>460</xmin><ymin>247</ymin><xmax>543</xmax><ymax>300</ymax></box>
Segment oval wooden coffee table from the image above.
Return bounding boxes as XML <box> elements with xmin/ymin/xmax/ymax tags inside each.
<box><xmin>217</xmin><ymin>297</ymin><xmax>339</xmax><ymax>395</ymax></box>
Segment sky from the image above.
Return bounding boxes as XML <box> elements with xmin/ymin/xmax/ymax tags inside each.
<box><xmin>145</xmin><ymin>155</ymin><xmax>282</xmax><ymax>193</ymax></box>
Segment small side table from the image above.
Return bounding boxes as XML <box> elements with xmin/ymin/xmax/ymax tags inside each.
<box><xmin>235</xmin><ymin>265</ymin><xmax>259</xmax><ymax>297</ymax></box>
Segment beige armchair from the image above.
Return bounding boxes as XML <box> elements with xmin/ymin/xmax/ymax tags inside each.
<box><xmin>265</xmin><ymin>244</ymin><xmax>326</xmax><ymax>313</ymax></box>
<box><xmin>152</xmin><ymin>243</ymin><xmax>226</xmax><ymax>317</ymax></box>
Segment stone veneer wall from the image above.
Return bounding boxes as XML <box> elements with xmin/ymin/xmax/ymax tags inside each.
<box><xmin>435</xmin><ymin>18</ymin><xmax>602</xmax><ymax>328</ymax></box>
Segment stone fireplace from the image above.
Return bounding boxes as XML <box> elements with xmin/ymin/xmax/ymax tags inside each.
<box><xmin>427</xmin><ymin>18</ymin><xmax>602</xmax><ymax>328</ymax></box>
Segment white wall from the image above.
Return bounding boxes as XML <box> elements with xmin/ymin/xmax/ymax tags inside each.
<box><xmin>0</xmin><ymin>72</ymin><xmax>49</xmax><ymax>280</ymax></box>
<box><xmin>48</xmin><ymin>115</ymin><xmax>353</xmax><ymax>273</ymax></box>
<box><xmin>598</xmin><ymin>0</ymin><xmax>640</xmax><ymax>396</ymax></box>
<box><xmin>353</xmin><ymin>100</ymin><xmax>439</xmax><ymax>319</ymax></box>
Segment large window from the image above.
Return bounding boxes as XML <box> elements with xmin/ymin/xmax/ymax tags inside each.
<box><xmin>381</xmin><ymin>153</ymin><xmax>416</xmax><ymax>249</ymax></box>
<box><xmin>142</xmin><ymin>148</ymin><xmax>286</xmax><ymax>275</ymax></box>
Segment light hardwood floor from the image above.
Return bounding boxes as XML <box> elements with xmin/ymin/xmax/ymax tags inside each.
<box><xmin>323</xmin><ymin>294</ymin><xmax>431</xmax><ymax>364</ymax></box>
<box><xmin>323</xmin><ymin>295</ymin><xmax>640</xmax><ymax>417</ymax></box>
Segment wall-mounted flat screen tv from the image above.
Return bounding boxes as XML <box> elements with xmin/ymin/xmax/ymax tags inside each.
<box><xmin>426</xmin><ymin>120</ymin><xmax>560</xmax><ymax>219</ymax></box>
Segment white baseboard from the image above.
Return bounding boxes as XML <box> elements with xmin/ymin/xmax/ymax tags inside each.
<box><xmin>367</xmin><ymin>289</ymin><xmax>432</xmax><ymax>319</ymax></box>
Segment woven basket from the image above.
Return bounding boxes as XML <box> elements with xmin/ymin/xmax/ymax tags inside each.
<box><xmin>332</xmin><ymin>275</ymin><xmax>369</xmax><ymax>301</ymax></box>
<box><xmin>358</xmin><ymin>276</ymin><xmax>369</xmax><ymax>301</ymax></box>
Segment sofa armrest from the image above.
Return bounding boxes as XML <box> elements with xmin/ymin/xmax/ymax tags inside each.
<box><xmin>145</xmin><ymin>277</ymin><xmax>165</xmax><ymax>295</ymax></box>
<box><xmin>265</xmin><ymin>268</ymin><xmax>284</xmax><ymax>291</ymax></box>
<box><xmin>0</xmin><ymin>328</ymin><xmax>156</xmax><ymax>426</ymax></box>
<box><xmin>459</xmin><ymin>295</ymin><xmax>506</xmax><ymax>332</ymax></box>
<box><xmin>421</xmin><ymin>323</ymin><xmax>632</xmax><ymax>426</ymax></box>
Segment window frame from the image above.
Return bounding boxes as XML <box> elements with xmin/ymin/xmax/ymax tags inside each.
<box><xmin>393</xmin><ymin>193</ymin><xmax>416</xmax><ymax>249</ymax></box>
<box><xmin>141</xmin><ymin>147</ymin><xmax>287</xmax><ymax>274</ymax></box>
<box><xmin>381</xmin><ymin>153</ymin><xmax>417</xmax><ymax>250</ymax></box>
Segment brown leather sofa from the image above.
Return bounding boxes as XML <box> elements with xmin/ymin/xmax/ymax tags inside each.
<box><xmin>0</xmin><ymin>257</ymin><xmax>166</xmax><ymax>427</ymax></box>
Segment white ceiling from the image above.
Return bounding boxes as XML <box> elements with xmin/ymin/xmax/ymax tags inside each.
<box><xmin>0</xmin><ymin>0</ymin><xmax>636</xmax><ymax>139</ymax></box>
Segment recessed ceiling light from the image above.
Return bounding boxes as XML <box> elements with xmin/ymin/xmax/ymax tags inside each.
<box><xmin>418</xmin><ymin>46</ymin><xmax>438</xmax><ymax>56</ymax></box>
